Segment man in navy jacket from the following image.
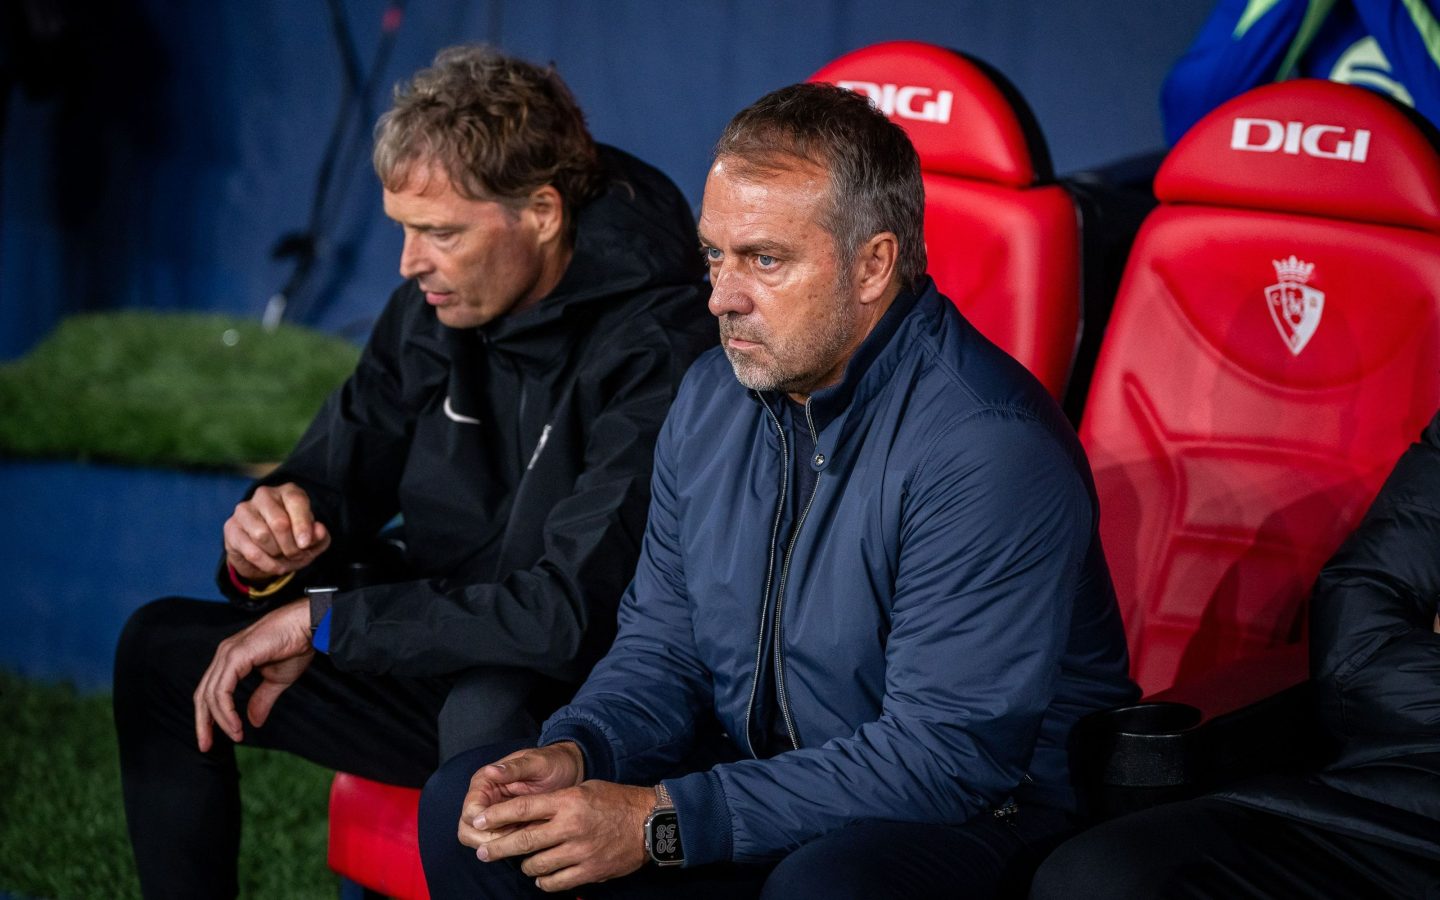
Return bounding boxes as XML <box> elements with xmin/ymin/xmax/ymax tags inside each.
<box><xmin>419</xmin><ymin>82</ymin><xmax>1136</xmax><ymax>899</ymax></box>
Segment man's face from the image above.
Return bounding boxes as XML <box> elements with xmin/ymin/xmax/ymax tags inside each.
<box><xmin>383</xmin><ymin>163</ymin><xmax>551</xmax><ymax>329</ymax></box>
<box><xmin>698</xmin><ymin>156</ymin><xmax>862</xmax><ymax>398</ymax></box>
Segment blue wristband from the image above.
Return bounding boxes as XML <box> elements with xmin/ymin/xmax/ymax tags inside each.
<box><xmin>312</xmin><ymin>608</ymin><xmax>333</xmax><ymax>654</ymax></box>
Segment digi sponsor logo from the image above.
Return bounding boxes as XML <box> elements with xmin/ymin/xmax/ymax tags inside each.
<box><xmin>836</xmin><ymin>81</ymin><xmax>955</xmax><ymax>124</ymax></box>
<box><xmin>1230</xmin><ymin>118</ymin><xmax>1371</xmax><ymax>163</ymax></box>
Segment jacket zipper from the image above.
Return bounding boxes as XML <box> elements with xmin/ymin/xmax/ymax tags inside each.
<box><xmin>742</xmin><ymin>396</ymin><xmax>789</xmax><ymax>759</ymax></box>
<box><xmin>772</xmin><ymin>399</ymin><xmax>820</xmax><ymax>751</ymax></box>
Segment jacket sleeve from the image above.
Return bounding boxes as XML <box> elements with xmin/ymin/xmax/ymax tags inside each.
<box><xmin>682</xmin><ymin>412</ymin><xmax>1093</xmax><ymax>866</ymax></box>
<box><xmin>326</xmin><ymin>321</ymin><xmax>699</xmax><ymax>681</ymax></box>
<box><xmin>536</xmin><ymin>398</ymin><xmax>716</xmax><ymax>776</ymax></box>
<box><xmin>1160</xmin><ymin>0</ymin><xmax>1311</xmax><ymax>145</ymax></box>
<box><xmin>1348</xmin><ymin>0</ymin><xmax>1440</xmax><ymax>129</ymax></box>
<box><xmin>573</xmin><ymin>411</ymin><xmax>1088</xmax><ymax>869</ymax></box>
<box><xmin>1311</xmin><ymin>413</ymin><xmax>1440</xmax><ymax>741</ymax></box>
<box><xmin>216</xmin><ymin>287</ymin><xmax>423</xmax><ymax>607</ymax></box>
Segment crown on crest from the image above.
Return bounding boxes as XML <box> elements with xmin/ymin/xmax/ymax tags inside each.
<box><xmin>1272</xmin><ymin>255</ymin><xmax>1314</xmax><ymax>283</ymax></box>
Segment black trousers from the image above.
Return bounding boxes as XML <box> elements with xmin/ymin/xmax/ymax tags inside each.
<box><xmin>1030</xmin><ymin>796</ymin><xmax>1440</xmax><ymax>899</ymax></box>
<box><xmin>418</xmin><ymin>740</ymin><xmax>1077</xmax><ymax>900</ymax></box>
<box><xmin>113</xmin><ymin>597</ymin><xmax>542</xmax><ymax>900</ymax></box>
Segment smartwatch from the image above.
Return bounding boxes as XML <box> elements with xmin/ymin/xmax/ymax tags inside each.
<box><xmin>304</xmin><ymin>585</ymin><xmax>339</xmax><ymax>633</ymax></box>
<box><xmin>643</xmin><ymin>783</ymin><xmax>684</xmax><ymax>867</ymax></box>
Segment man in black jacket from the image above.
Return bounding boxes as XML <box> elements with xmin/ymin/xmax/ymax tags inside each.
<box><xmin>113</xmin><ymin>45</ymin><xmax>713</xmax><ymax>898</ymax></box>
<box><xmin>1031</xmin><ymin>409</ymin><xmax>1440</xmax><ymax>897</ymax></box>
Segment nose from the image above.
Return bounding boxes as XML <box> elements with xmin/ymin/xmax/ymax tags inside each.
<box><xmin>398</xmin><ymin>233</ymin><xmax>431</xmax><ymax>280</ymax></box>
<box><xmin>706</xmin><ymin>264</ymin><xmax>753</xmax><ymax>319</ymax></box>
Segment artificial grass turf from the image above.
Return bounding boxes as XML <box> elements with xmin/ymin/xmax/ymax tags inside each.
<box><xmin>0</xmin><ymin>670</ymin><xmax>335</xmax><ymax>899</ymax></box>
<box><xmin>0</xmin><ymin>312</ymin><xmax>359</xmax><ymax>469</ymax></box>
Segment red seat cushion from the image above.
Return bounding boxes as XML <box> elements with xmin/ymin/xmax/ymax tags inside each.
<box><xmin>328</xmin><ymin>773</ymin><xmax>428</xmax><ymax>900</ymax></box>
<box><xmin>811</xmin><ymin>42</ymin><xmax>1080</xmax><ymax>398</ymax></box>
<box><xmin>1080</xmin><ymin>80</ymin><xmax>1440</xmax><ymax>695</ymax></box>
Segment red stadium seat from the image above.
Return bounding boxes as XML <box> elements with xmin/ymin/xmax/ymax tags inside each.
<box><xmin>329</xmin><ymin>772</ymin><xmax>428</xmax><ymax>899</ymax></box>
<box><xmin>811</xmin><ymin>42</ymin><xmax>1082</xmax><ymax>399</ymax></box>
<box><xmin>1080</xmin><ymin>79</ymin><xmax>1440</xmax><ymax>698</ymax></box>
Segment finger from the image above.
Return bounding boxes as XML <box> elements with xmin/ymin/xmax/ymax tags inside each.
<box><xmin>277</xmin><ymin>486</ymin><xmax>317</xmax><ymax>550</ymax></box>
<box><xmin>484</xmin><ymin>749</ymin><xmax>530</xmax><ymax>774</ymax></box>
<box><xmin>246</xmin><ymin>679</ymin><xmax>289</xmax><ymax>729</ymax></box>
<box><xmin>227</xmin><ymin>506</ymin><xmax>283</xmax><ymax>567</ymax></box>
<box><xmin>252</xmin><ymin>492</ymin><xmax>301</xmax><ymax>559</ymax></box>
<box><xmin>520</xmin><ymin>844</ymin><xmax>582</xmax><ymax>879</ymax></box>
<box><xmin>194</xmin><ymin>668</ymin><xmax>216</xmax><ymax>752</ymax></box>
<box><xmin>232</xmin><ymin>540</ymin><xmax>287</xmax><ymax>578</ymax></box>
<box><xmin>473</xmin><ymin>793</ymin><xmax>554</xmax><ymax>832</ymax></box>
<box><xmin>535</xmin><ymin>864</ymin><xmax>588</xmax><ymax>893</ymax></box>
<box><xmin>223</xmin><ymin>519</ymin><xmax>283</xmax><ymax>579</ymax></box>
<box><xmin>459</xmin><ymin>820</ymin><xmax>517</xmax><ymax>849</ymax></box>
<box><xmin>477</xmin><ymin>820</ymin><xmax>557</xmax><ymax>863</ymax></box>
<box><xmin>207</xmin><ymin>647</ymin><xmax>250</xmax><ymax>743</ymax></box>
<box><xmin>311</xmin><ymin>520</ymin><xmax>330</xmax><ymax>549</ymax></box>
<box><xmin>233</xmin><ymin>492</ymin><xmax>283</xmax><ymax>555</ymax></box>
<box><xmin>481</xmin><ymin>748</ymin><xmax>557</xmax><ymax>787</ymax></box>
<box><xmin>461</xmin><ymin>792</ymin><xmax>494</xmax><ymax>825</ymax></box>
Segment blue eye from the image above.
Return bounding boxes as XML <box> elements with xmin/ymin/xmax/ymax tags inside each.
<box><xmin>704</xmin><ymin>247</ymin><xmax>722</xmax><ymax>262</ymax></box>
<box><xmin>757</xmin><ymin>255</ymin><xmax>776</xmax><ymax>267</ymax></box>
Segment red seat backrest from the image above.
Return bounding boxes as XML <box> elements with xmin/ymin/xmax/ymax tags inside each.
<box><xmin>1080</xmin><ymin>80</ymin><xmax>1440</xmax><ymax>696</ymax></box>
<box><xmin>810</xmin><ymin>42</ymin><xmax>1080</xmax><ymax>399</ymax></box>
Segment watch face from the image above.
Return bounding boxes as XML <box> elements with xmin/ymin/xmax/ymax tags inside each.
<box><xmin>646</xmin><ymin>810</ymin><xmax>683</xmax><ymax>865</ymax></box>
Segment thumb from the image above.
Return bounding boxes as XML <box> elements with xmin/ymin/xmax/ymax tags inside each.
<box><xmin>482</xmin><ymin>751</ymin><xmax>551</xmax><ymax>787</ymax></box>
<box><xmin>246</xmin><ymin>680</ymin><xmax>289</xmax><ymax>729</ymax></box>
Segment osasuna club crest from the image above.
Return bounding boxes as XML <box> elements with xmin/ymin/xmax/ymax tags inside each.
<box><xmin>1265</xmin><ymin>255</ymin><xmax>1324</xmax><ymax>356</ymax></box>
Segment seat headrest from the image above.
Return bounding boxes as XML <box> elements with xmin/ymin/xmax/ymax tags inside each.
<box><xmin>810</xmin><ymin>41</ymin><xmax>1051</xmax><ymax>188</ymax></box>
<box><xmin>1156</xmin><ymin>79</ymin><xmax>1440</xmax><ymax>232</ymax></box>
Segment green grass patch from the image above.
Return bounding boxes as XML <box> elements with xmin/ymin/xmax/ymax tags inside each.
<box><xmin>0</xmin><ymin>671</ymin><xmax>336</xmax><ymax>899</ymax></box>
<box><xmin>0</xmin><ymin>312</ymin><xmax>359</xmax><ymax>469</ymax></box>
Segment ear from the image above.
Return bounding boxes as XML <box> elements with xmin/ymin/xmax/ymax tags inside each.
<box><xmin>852</xmin><ymin>231</ymin><xmax>899</xmax><ymax>305</ymax></box>
<box><xmin>524</xmin><ymin>185</ymin><xmax>567</xmax><ymax>246</ymax></box>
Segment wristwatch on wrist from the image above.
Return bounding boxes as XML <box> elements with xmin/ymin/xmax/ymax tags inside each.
<box><xmin>643</xmin><ymin>783</ymin><xmax>684</xmax><ymax>867</ymax></box>
<box><xmin>304</xmin><ymin>585</ymin><xmax>339</xmax><ymax>634</ymax></box>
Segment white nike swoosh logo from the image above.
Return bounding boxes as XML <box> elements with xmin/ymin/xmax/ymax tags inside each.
<box><xmin>443</xmin><ymin>395</ymin><xmax>482</xmax><ymax>426</ymax></box>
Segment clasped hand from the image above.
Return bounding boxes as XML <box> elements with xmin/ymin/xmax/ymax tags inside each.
<box><xmin>458</xmin><ymin>743</ymin><xmax>656</xmax><ymax>892</ymax></box>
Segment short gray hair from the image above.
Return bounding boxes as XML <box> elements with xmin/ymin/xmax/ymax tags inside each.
<box><xmin>714</xmin><ymin>82</ymin><xmax>926</xmax><ymax>290</ymax></box>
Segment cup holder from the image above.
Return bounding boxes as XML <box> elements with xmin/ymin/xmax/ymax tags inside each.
<box><xmin>1099</xmin><ymin>701</ymin><xmax>1203</xmax><ymax>736</ymax></box>
<box><xmin>1074</xmin><ymin>701</ymin><xmax>1205</xmax><ymax>789</ymax></box>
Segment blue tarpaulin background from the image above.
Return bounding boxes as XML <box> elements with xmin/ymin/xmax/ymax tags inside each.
<box><xmin>0</xmin><ymin>0</ymin><xmax>1211</xmax><ymax>360</ymax></box>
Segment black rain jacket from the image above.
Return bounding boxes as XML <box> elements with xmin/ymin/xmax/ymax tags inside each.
<box><xmin>218</xmin><ymin>146</ymin><xmax>714</xmax><ymax>684</ymax></box>
<box><xmin>1221</xmin><ymin>409</ymin><xmax>1440</xmax><ymax>860</ymax></box>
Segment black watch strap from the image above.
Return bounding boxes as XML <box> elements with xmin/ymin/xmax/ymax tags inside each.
<box><xmin>304</xmin><ymin>585</ymin><xmax>338</xmax><ymax>632</ymax></box>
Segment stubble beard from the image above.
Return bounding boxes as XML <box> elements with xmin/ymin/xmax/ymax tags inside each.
<box><xmin>721</xmin><ymin>286</ymin><xmax>860</xmax><ymax>395</ymax></box>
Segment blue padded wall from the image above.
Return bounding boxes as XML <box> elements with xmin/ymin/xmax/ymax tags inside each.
<box><xmin>0</xmin><ymin>1</ymin><xmax>1212</xmax><ymax>360</ymax></box>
